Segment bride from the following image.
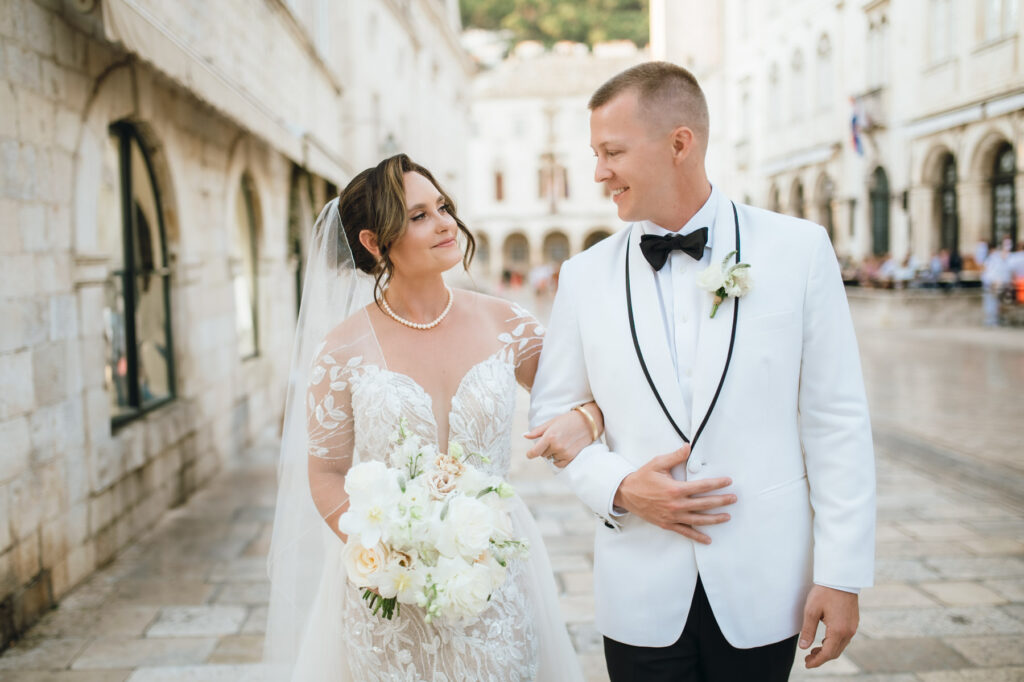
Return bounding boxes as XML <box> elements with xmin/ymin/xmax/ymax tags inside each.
<box><xmin>265</xmin><ymin>154</ymin><xmax>597</xmax><ymax>681</ymax></box>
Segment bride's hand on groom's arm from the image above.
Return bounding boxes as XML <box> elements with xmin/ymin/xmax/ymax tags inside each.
<box><xmin>612</xmin><ymin>445</ymin><xmax>735</xmax><ymax>544</ymax></box>
<box><xmin>523</xmin><ymin>402</ymin><xmax>604</xmax><ymax>468</ymax></box>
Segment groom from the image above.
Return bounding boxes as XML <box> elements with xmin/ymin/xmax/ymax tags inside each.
<box><xmin>527</xmin><ymin>62</ymin><xmax>876</xmax><ymax>680</ymax></box>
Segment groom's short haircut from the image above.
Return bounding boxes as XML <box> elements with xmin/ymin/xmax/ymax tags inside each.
<box><xmin>589</xmin><ymin>61</ymin><xmax>710</xmax><ymax>145</ymax></box>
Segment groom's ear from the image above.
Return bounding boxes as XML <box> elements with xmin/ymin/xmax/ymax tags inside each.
<box><xmin>670</xmin><ymin>125</ymin><xmax>695</xmax><ymax>163</ymax></box>
<box><xmin>359</xmin><ymin>229</ymin><xmax>382</xmax><ymax>260</ymax></box>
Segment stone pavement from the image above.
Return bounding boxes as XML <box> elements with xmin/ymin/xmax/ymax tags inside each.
<box><xmin>1</xmin><ymin>319</ymin><xmax>1022</xmax><ymax>681</ymax></box>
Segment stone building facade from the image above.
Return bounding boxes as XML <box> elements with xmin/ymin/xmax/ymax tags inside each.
<box><xmin>0</xmin><ymin>0</ymin><xmax>469</xmax><ymax>648</ymax></box>
<box><xmin>464</xmin><ymin>41</ymin><xmax>646</xmax><ymax>280</ymax></box>
<box><xmin>651</xmin><ymin>0</ymin><xmax>1023</xmax><ymax>265</ymax></box>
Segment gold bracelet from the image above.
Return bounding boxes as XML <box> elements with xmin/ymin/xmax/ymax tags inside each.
<box><xmin>573</xmin><ymin>404</ymin><xmax>600</xmax><ymax>442</ymax></box>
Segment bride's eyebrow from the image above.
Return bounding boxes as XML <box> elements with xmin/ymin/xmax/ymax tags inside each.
<box><xmin>406</xmin><ymin>196</ymin><xmax>446</xmax><ymax>212</ymax></box>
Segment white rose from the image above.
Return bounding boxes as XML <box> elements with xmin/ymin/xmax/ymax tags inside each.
<box><xmin>696</xmin><ymin>264</ymin><xmax>726</xmax><ymax>293</ymax></box>
<box><xmin>344</xmin><ymin>461</ymin><xmax>400</xmax><ymax>508</ymax></box>
<box><xmin>453</xmin><ymin>466</ymin><xmax>491</xmax><ymax>496</ymax></box>
<box><xmin>434</xmin><ymin>557</ymin><xmax>494</xmax><ymax>621</ymax></box>
<box><xmin>341</xmin><ymin>540</ymin><xmax>385</xmax><ymax>589</ymax></box>
<box><xmin>436</xmin><ymin>496</ymin><xmax>495</xmax><ymax>560</ymax></box>
<box><xmin>724</xmin><ymin>266</ymin><xmax>752</xmax><ymax>298</ymax></box>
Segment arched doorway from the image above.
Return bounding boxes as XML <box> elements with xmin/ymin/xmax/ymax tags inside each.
<box><xmin>869</xmin><ymin>166</ymin><xmax>890</xmax><ymax>256</ymax></box>
<box><xmin>475</xmin><ymin>233</ymin><xmax>491</xmax><ymax>273</ymax></box>
<box><xmin>816</xmin><ymin>173</ymin><xmax>835</xmax><ymax>241</ymax></box>
<box><xmin>992</xmin><ymin>143</ymin><xmax>1017</xmax><ymax>246</ymax></box>
<box><xmin>287</xmin><ymin>167</ymin><xmax>314</xmax><ymax>316</ymax></box>
<box><xmin>937</xmin><ymin>153</ymin><xmax>958</xmax><ymax>254</ymax></box>
<box><xmin>790</xmin><ymin>179</ymin><xmax>805</xmax><ymax>218</ymax></box>
<box><xmin>502</xmin><ymin>232</ymin><xmax>530</xmax><ymax>277</ymax></box>
<box><xmin>542</xmin><ymin>231</ymin><xmax>570</xmax><ymax>264</ymax></box>
<box><xmin>233</xmin><ymin>173</ymin><xmax>261</xmax><ymax>358</ymax></box>
<box><xmin>584</xmin><ymin>229</ymin><xmax>612</xmax><ymax>250</ymax></box>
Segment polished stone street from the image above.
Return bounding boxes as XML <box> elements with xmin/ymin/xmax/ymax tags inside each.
<box><xmin>1</xmin><ymin>310</ymin><xmax>1022</xmax><ymax>681</ymax></box>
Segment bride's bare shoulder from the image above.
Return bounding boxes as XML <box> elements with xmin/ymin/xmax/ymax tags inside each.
<box><xmin>316</xmin><ymin>305</ymin><xmax>378</xmax><ymax>358</ymax></box>
<box><xmin>455</xmin><ymin>289</ymin><xmax>534</xmax><ymax>326</ymax></box>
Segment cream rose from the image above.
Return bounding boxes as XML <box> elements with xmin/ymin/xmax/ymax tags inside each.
<box><xmin>434</xmin><ymin>453</ymin><xmax>465</xmax><ymax>477</ymax></box>
<box><xmin>426</xmin><ymin>469</ymin><xmax>458</xmax><ymax>500</ymax></box>
<box><xmin>341</xmin><ymin>540</ymin><xmax>385</xmax><ymax>588</ymax></box>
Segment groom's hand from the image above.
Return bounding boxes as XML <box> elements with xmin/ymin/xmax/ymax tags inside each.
<box><xmin>613</xmin><ymin>445</ymin><xmax>735</xmax><ymax>544</ymax></box>
<box><xmin>799</xmin><ymin>585</ymin><xmax>859</xmax><ymax>669</ymax></box>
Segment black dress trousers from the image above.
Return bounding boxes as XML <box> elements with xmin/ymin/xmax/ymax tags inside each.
<box><xmin>603</xmin><ymin>577</ymin><xmax>798</xmax><ymax>682</ymax></box>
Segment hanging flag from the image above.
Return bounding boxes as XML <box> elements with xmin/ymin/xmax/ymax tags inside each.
<box><xmin>850</xmin><ymin>96</ymin><xmax>864</xmax><ymax>156</ymax></box>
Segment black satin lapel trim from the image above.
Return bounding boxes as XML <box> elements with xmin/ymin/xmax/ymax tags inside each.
<box><xmin>625</xmin><ymin>238</ymin><xmax>689</xmax><ymax>443</ymax></box>
<box><xmin>623</xmin><ymin>203</ymin><xmax>742</xmax><ymax>451</ymax></box>
<box><xmin>689</xmin><ymin>202</ymin><xmax>741</xmax><ymax>449</ymax></box>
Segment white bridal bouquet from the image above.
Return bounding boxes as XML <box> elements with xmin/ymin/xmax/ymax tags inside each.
<box><xmin>337</xmin><ymin>419</ymin><xmax>529</xmax><ymax>623</ymax></box>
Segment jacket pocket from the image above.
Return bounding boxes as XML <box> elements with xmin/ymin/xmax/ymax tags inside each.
<box><xmin>745</xmin><ymin>310</ymin><xmax>796</xmax><ymax>335</ymax></box>
<box><xmin>756</xmin><ymin>472</ymin><xmax>808</xmax><ymax>499</ymax></box>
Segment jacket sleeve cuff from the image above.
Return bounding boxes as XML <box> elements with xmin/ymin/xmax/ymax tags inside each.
<box><xmin>556</xmin><ymin>442</ymin><xmax>635</xmax><ymax>530</ymax></box>
<box><xmin>815</xmin><ymin>582</ymin><xmax>861</xmax><ymax>595</ymax></box>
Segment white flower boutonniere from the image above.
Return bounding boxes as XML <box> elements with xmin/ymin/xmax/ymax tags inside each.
<box><xmin>697</xmin><ymin>250</ymin><xmax>752</xmax><ymax>318</ymax></box>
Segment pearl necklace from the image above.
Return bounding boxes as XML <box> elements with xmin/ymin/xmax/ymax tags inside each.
<box><xmin>381</xmin><ymin>285</ymin><xmax>454</xmax><ymax>330</ymax></box>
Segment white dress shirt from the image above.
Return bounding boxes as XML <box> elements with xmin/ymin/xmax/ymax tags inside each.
<box><xmin>642</xmin><ymin>186</ymin><xmax>719</xmax><ymax>434</ymax></box>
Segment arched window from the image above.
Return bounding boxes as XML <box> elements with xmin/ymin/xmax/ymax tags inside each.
<box><xmin>817</xmin><ymin>174</ymin><xmax>835</xmax><ymax>240</ymax></box>
<box><xmin>542</xmin><ymin>231</ymin><xmax>570</xmax><ymax>264</ymax></box>
<box><xmin>791</xmin><ymin>179</ymin><xmax>805</xmax><ymax>218</ymax></box>
<box><xmin>992</xmin><ymin>143</ymin><xmax>1017</xmax><ymax>246</ymax></box>
<box><xmin>869</xmin><ymin>166</ymin><xmax>890</xmax><ymax>256</ymax></box>
<box><xmin>288</xmin><ymin>167</ymin><xmax>314</xmax><ymax>316</ymax></box>
<box><xmin>769</xmin><ymin>183</ymin><xmax>781</xmax><ymax>213</ymax></box>
<box><xmin>984</xmin><ymin>0</ymin><xmax>1018</xmax><ymax>41</ymax></box>
<box><xmin>938</xmin><ymin>154</ymin><xmax>959</xmax><ymax>253</ymax></box>
<box><xmin>816</xmin><ymin>35</ymin><xmax>833</xmax><ymax>112</ymax></box>
<box><xmin>99</xmin><ymin>123</ymin><xmax>175</xmax><ymax>426</ymax></box>
<box><xmin>233</xmin><ymin>173</ymin><xmax>260</xmax><ymax>359</ymax></box>
<box><xmin>584</xmin><ymin>230</ymin><xmax>612</xmax><ymax>250</ymax></box>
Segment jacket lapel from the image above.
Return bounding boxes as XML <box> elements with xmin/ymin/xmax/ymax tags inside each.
<box><xmin>625</xmin><ymin>223</ymin><xmax>690</xmax><ymax>437</ymax></box>
<box><xmin>690</xmin><ymin>195</ymin><xmax>740</xmax><ymax>445</ymax></box>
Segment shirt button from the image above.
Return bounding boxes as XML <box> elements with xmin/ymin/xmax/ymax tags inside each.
<box><xmin>687</xmin><ymin>458</ymin><xmax>703</xmax><ymax>474</ymax></box>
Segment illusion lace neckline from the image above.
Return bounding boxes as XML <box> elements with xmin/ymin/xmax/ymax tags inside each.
<box><xmin>372</xmin><ymin>351</ymin><xmax>511</xmax><ymax>452</ymax></box>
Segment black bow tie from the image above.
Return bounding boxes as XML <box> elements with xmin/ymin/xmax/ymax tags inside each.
<box><xmin>639</xmin><ymin>228</ymin><xmax>709</xmax><ymax>271</ymax></box>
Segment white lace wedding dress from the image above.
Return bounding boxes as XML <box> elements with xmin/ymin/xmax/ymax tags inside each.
<box><xmin>289</xmin><ymin>294</ymin><xmax>583</xmax><ymax>682</ymax></box>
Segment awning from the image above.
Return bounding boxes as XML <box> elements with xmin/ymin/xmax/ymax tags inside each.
<box><xmin>100</xmin><ymin>0</ymin><xmax>351</xmax><ymax>182</ymax></box>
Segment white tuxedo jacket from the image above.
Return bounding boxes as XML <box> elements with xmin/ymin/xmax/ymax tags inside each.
<box><xmin>529</xmin><ymin>193</ymin><xmax>876</xmax><ymax>649</ymax></box>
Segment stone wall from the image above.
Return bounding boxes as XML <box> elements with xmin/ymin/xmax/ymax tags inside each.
<box><xmin>0</xmin><ymin>1</ymin><xmax>313</xmax><ymax>648</ymax></box>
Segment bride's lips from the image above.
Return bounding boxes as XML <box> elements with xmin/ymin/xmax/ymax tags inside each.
<box><xmin>433</xmin><ymin>238</ymin><xmax>457</xmax><ymax>248</ymax></box>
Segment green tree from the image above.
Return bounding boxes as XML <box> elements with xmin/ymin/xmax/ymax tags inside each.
<box><xmin>461</xmin><ymin>0</ymin><xmax>649</xmax><ymax>48</ymax></box>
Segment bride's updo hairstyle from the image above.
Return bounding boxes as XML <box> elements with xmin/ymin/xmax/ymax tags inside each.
<box><xmin>338</xmin><ymin>153</ymin><xmax>475</xmax><ymax>305</ymax></box>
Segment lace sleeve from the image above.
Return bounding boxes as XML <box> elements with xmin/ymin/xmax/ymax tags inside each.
<box><xmin>306</xmin><ymin>337</ymin><xmax>365</xmax><ymax>539</ymax></box>
<box><xmin>500</xmin><ymin>302</ymin><xmax>546</xmax><ymax>390</ymax></box>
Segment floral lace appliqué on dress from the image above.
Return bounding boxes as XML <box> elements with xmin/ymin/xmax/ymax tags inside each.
<box><xmin>305</xmin><ymin>302</ymin><xmax>549</xmax><ymax>682</ymax></box>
